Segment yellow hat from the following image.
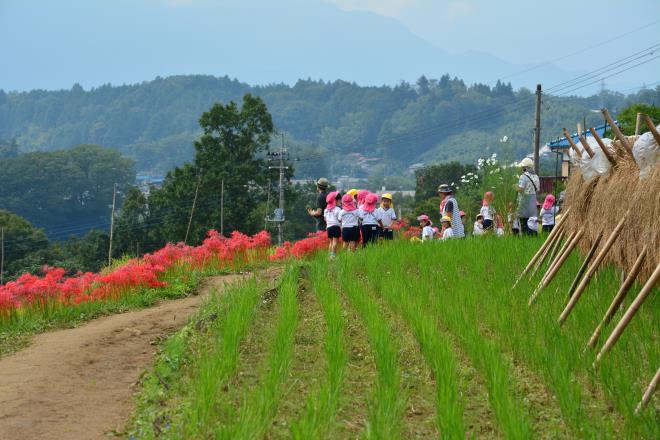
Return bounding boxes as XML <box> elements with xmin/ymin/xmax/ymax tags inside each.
<box><xmin>441</xmin><ymin>216</ymin><xmax>452</xmax><ymax>223</ymax></box>
<box><xmin>347</xmin><ymin>188</ymin><xmax>358</xmax><ymax>197</ymax></box>
<box><xmin>381</xmin><ymin>193</ymin><xmax>392</xmax><ymax>200</ymax></box>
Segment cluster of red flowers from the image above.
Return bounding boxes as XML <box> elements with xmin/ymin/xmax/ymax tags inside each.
<box><xmin>270</xmin><ymin>231</ymin><xmax>330</xmax><ymax>261</ymax></box>
<box><xmin>0</xmin><ymin>230</ymin><xmax>272</xmax><ymax>315</ymax></box>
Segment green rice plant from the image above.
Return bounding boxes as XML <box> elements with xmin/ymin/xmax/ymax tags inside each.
<box><xmin>290</xmin><ymin>258</ymin><xmax>348</xmax><ymax>439</ymax></box>
<box><xmin>357</xmin><ymin>245</ymin><xmax>466</xmax><ymax>438</ymax></box>
<box><xmin>336</xmin><ymin>255</ymin><xmax>406</xmax><ymax>440</ymax></box>
<box><xmin>182</xmin><ymin>277</ymin><xmax>265</xmax><ymax>438</ymax></box>
<box><xmin>216</xmin><ymin>264</ymin><xmax>301</xmax><ymax>440</ymax></box>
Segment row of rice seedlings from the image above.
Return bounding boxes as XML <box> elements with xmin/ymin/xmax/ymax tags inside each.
<box><xmin>358</xmin><ymin>246</ymin><xmax>467</xmax><ymax>438</ymax></box>
<box><xmin>368</xmin><ymin>241</ymin><xmax>532</xmax><ymax>439</ymax></box>
<box><xmin>290</xmin><ymin>258</ymin><xmax>348</xmax><ymax>438</ymax></box>
<box><xmin>473</xmin><ymin>237</ymin><xmax>658</xmax><ymax>438</ymax></box>
<box><xmin>215</xmin><ymin>264</ymin><xmax>301</xmax><ymax>439</ymax></box>
<box><xmin>178</xmin><ymin>276</ymin><xmax>266</xmax><ymax>437</ymax></box>
<box><xmin>336</xmin><ymin>255</ymin><xmax>406</xmax><ymax>439</ymax></box>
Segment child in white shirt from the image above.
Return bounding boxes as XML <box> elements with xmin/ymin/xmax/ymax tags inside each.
<box><xmin>441</xmin><ymin>216</ymin><xmax>453</xmax><ymax>240</ymax></box>
<box><xmin>417</xmin><ymin>214</ymin><xmax>435</xmax><ymax>241</ymax></box>
<box><xmin>376</xmin><ymin>193</ymin><xmax>397</xmax><ymax>240</ymax></box>
<box><xmin>473</xmin><ymin>214</ymin><xmax>485</xmax><ymax>236</ymax></box>
<box><xmin>339</xmin><ymin>193</ymin><xmax>360</xmax><ymax>252</ymax></box>
<box><xmin>324</xmin><ymin>191</ymin><xmax>342</xmax><ymax>257</ymax></box>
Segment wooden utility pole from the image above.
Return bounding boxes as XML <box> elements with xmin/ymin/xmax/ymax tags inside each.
<box><xmin>185</xmin><ymin>171</ymin><xmax>202</xmax><ymax>244</ymax></box>
<box><xmin>1</xmin><ymin>227</ymin><xmax>4</xmax><ymax>286</ymax></box>
<box><xmin>277</xmin><ymin>134</ymin><xmax>286</xmax><ymax>245</ymax></box>
<box><xmin>533</xmin><ymin>84</ymin><xmax>542</xmax><ymax>174</ymax></box>
<box><xmin>108</xmin><ymin>183</ymin><xmax>117</xmax><ymax>267</ymax></box>
<box><xmin>220</xmin><ymin>178</ymin><xmax>225</xmax><ymax>236</ymax></box>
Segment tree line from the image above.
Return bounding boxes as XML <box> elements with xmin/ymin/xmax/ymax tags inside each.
<box><xmin>2</xmin><ymin>75</ymin><xmax>659</xmax><ymax>178</ymax></box>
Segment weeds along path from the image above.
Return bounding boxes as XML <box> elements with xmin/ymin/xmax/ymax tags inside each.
<box><xmin>0</xmin><ymin>273</ymin><xmax>246</xmax><ymax>440</ymax></box>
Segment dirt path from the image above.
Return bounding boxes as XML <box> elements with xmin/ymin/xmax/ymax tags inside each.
<box><xmin>0</xmin><ymin>274</ymin><xmax>244</xmax><ymax>440</ymax></box>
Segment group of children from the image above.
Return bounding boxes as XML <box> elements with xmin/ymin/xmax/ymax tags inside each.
<box><xmin>323</xmin><ymin>189</ymin><xmax>397</xmax><ymax>257</ymax></box>
<box><xmin>418</xmin><ymin>192</ymin><xmax>561</xmax><ymax>241</ymax></box>
<box><xmin>323</xmin><ymin>187</ymin><xmax>561</xmax><ymax>254</ymax></box>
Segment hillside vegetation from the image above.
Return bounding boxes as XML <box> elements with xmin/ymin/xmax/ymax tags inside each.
<box><xmin>2</xmin><ymin>76</ymin><xmax>659</xmax><ymax>176</ymax></box>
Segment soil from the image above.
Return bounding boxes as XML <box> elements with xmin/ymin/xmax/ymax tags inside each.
<box><xmin>0</xmin><ymin>274</ymin><xmax>245</xmax><ymax>440</ymax></box>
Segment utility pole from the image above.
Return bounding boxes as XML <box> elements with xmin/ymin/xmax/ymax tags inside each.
<box><xmin>108</xmin><ymin>183</ymin><xmax>117</xmax><ymax>266</ymax></box>
<box><xmin>534</xmin><ymin>84</ymin><xmax>542</xmax><ymax>175</ymax></box>
<box><xmin>220</xmin><ymin>178</ymin><xmax>225</xmax><ymax>236</ymax></box>
<box><xmin>185</xmin><ymin>170</ymin><xmax>202</xmax><ymax>244</ymax></box>
<box><xmin>277</xmin><ymin>134</ymin><xmax>285</xmax><ymax>245</ymax></box>
<box><xmin>1</xmin><ymin>227</ymin><xmax>4</xmax><ymax>286</ymax></box>
<box><xmin>267</xmin><ymin>133</ymin><xmax>288</xmax><ymax>245</ymax></box>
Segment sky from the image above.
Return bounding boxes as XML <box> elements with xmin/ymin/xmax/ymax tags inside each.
<box><xmin>1</xmin><ymin>0</ymin><xmax>659</xmax><ymax>93</ymax></box>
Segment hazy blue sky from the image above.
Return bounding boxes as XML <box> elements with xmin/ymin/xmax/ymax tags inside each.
<box><xmin>1</xmin><ymin>0</ymin><xmax>659</xmax><ymax>93</ymax></box>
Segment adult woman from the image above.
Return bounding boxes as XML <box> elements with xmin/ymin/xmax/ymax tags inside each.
<box><xmin>515</xmin><ymin>158</ymin><xmax>540</xmax><ymax>236</ymax></box>
<box><xmin>438</xmin><ymin>184</ymin><xmax>465</xmax><ymax>238</ymax></box>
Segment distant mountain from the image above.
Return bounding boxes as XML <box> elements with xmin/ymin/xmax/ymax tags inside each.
<box><xmin>0</xmin><ymin>0</ymin><xmax>587</xmax><ymax>93</ymax></box>
<box><xmin>2</xmin><ymin>74</ymin><xmax>658</xmax><ymax>179</ymax></box>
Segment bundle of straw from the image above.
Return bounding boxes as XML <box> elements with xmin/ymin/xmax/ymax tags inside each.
<box><xmin>562</xmin><ymin>155</ymin><xmax>659</xmax><ymax>281</ymax></box>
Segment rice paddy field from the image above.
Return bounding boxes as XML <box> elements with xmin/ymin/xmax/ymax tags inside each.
<box><xmin>129</xmin><ymin>237</ymin><xmax>659</xmax><ymax>439</ymax></box>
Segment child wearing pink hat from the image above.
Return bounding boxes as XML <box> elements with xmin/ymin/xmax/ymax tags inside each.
<box><xmin>539</xmin><ymin>194</ymin><xmax>559</xmax><ymax>233</ymax></box>
<box><xmin>324</xmin><ymin>191</ymin><xmax>342</xmax><ymax>257</ymax></box>
<box><xmin>417</xmin><ymin>214</ymin><xmax>435</xmax><ymax>241</ymax></box>
<box><xmin>339</xmin><ymin>193</ymin><xmax>360</xmax><ymax>252</ymax></box>
<box><xmin>358</xmin><ymin>193</ymin><xmax>380</xmax><ymax>247</ymax></box>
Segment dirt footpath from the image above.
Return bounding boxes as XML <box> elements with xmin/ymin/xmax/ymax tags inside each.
<box><xmin>0</xmin><ymin>274</ymin><xmax>244</xmax><ymax>440</ymax></box>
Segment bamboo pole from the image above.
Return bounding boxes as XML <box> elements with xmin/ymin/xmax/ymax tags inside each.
<box><xmin>513</xmin><ymin>208</ymin><xmax>571</xmax><ymax>287</ymax></box>
<box><xmin>635</xmin><ymin>367</ymin><xmax>660</xmax><ymax>415</ymax></box>
<box><xmin>547</xmin><ymin>228</ymin><xmax>566</xmax><ymax>267</ymax></box>
<box><xmin>542</xmin><ymin>229</ymin><xmax>579</xmax><ymax>285</ymax></box>
<box><xmin>559</xmin><ymin>213</ymin><xmax>628</xmax><ymax>324</ymax></box>
<box><xmin>530</xmin><ymin>226</ymin><xmax>564</xmax><ymax>279</ymax></box>
<box><xmin>562</xmin><ymin>128</ymin><xmax>584</xmax><ymax>157</ymax></box>
<box><xmin>641</xmin><ymin>114</ymin><xmax>660</xmax><ymax>147</ymax></box>
<box><xmin>587</xmin><ymin>246</ymin><xmax>647</xmax><ymax>349</ymax></box>
<box><xmin>567</xmin><ymin>232</ymin><xmax>603</xmax><ymax>299</ymax></box>
<box><xmin>601</xmin><ymin>108</ymin><xmax>634</xmax><ymax>159</ymax></box>
<box><xmin>635</xmin><ymin>112</ymin><xmax>642</xmax><ymax>136</ymax></box>
<box><xmin>589</xmin><ymin>128</ymin><xmax>617</xmax><ymax>167</ymax></box>
<box><xmin>594</xmin><ymin>261</ymin><xmax>660</xmax><ymax>366</ymax></box>
<box><xmin>529</xmin><ymin>229</ymin><xmax>583</xmax><ymax>306</ymax></box>
<box><xmin>577</xmin><ymin>135</ymin><xmax>595</xmax><ymax>158</ymax></box>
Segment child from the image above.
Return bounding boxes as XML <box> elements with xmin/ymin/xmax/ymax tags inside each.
<box><xmin>417</xmin><ymin>214</ymin><xmax>435</xmax><ymax>241</ymax></box>
<box><xmin>357</xmin><ymin>189</ymin><xmax>369</xmax><ymax>210</ymax></box>
<box><xmin>473</xmin><ymin>214</ymin><xmax>485</xmax><ymax>236</ymax></box>
<box><xmin>459</xmin><ymin>210</ymin><xmax>466</xmax><ymax>226</ymax></box>
<box><xmin>527</xmin><ymin>216</ymin><xmax>540</xmax><ymax>234</ymax></box>
<box><xmin>540</xmin><ymin>194</ymin><xmax>559</xmax><ymax>233</ymax></box>
<box><xmin>324</xmin><ymin>191</ymin><xmax>342</xmax><ymax>257</ymax></box>
<box><xmin>495</xmin><ymin>214</ymin><xmax>505</xmax><ymax>236</ymax></box>
<box><xmin>480</xmin><ymin>191</ymin><xmax>496</xmax><ymax>231</ymax></box>
<box><xmin>376</xmin><ymin>193</ymin><xmax>397</xmax><ymax>240</ymax></box>
<box><xmin>358</xmin><ymin>193</ymin><xmax>380</xmax><ymax>247</ymax></box>
<box><xmin>339</xmin><ymin>193</ymin><xmax>360</xmax><ymax>252</ymax></box>
<box><xmin>441</xmin><ymin>216</ymin><xmax>454</xmax><ymax>240</ymax></box>
<box><xmin>507</xmin><ymin>202</ymin><xmax>520</xmax><ymax>235</ymax></box>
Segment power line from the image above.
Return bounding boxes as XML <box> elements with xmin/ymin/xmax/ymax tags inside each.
<box><xmin>499</xmin><ymin>18</ymin><xmax>660</xmax><ymax>80</ymax></box>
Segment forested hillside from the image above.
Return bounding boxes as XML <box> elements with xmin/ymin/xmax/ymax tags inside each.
<box><xmin>1</xmin><ymin>75</ymin><xmax>659</xmax><ymax>177</ymax></box>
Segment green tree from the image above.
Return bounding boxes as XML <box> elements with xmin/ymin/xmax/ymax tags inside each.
<box><xmin>0</xmin><ymin>210</ymin><xmax>49</xmax><ymax>278</ymax></box>
<box><xmin>414</xmin><ymin>162</ymin><xmax>477</xmax><ymax>202</ymax></box>
<box><xmin>616</xmin><ymin>104</ymin><xmax>660</xmax><ymax>135</ymax></box>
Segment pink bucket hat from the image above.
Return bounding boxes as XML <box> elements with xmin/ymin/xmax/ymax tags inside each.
<box><xmin>357</xmin><ymin>189</ymin><xmax>369</xmax><ymax>206</ymax></box>
<box><xmin>363</xmin><ymin>193</ymin><xmax>378</xmax><ymax>213</ymax></box>
<box><xmin>482</xmin><ymin>191</ymin><xmax>494</xmax><ymax>206</ymax></box>
<box><xmin>341</xmin><ymin>193</ymin><xmax>356</xmax><ymax>211</ymax></box>
<box><xmin>543</xmin><ymin>194</ymin><xmax>555</xmax><ymax>210</ymax></box>
<box><xmin>326</xmin><ymin>191</ymin><xmax>339</xmax><ymax>210</ymax></box>
<box><xmin>417</xmin><ymin>214</ymin><xmax>432</xmax><ymax>225</ymax></box>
